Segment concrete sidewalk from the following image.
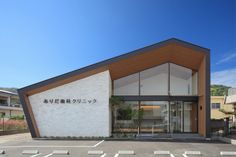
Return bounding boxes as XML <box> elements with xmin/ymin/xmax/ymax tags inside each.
<box><xmin>0</xmin><ymin>133</ymin><xmax>31</xmax><ymax>144</ymax></box>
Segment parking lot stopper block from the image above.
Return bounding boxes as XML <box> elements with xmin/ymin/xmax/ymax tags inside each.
<box><xmin>0</xmin><ymin>150</ymin><xmax>5</xmax><ymax>154</ymax></box>
<box><xmin>22</xmin><ymin>150</ymin><xmax>39</xmax><ymax>155</ymax></box>
<box><xmin>154</xmin><ymin>150</ymin><xmax>170</xmax><ymax>155</ymax></box>
<box><xmin>185</xmin><ymin>151</ymin><xmax>201</xmax><ymax>155</ymax></box>
<box><xmin>118</xmin><ymin>150</ymin><xmax>135</xmax><ymax>155</ymax></box>
<box><xmin>220</xmin><ymin>151</ymin><xmax>236</xmax><ymax>156</ymax></box>
<box><xmin>88</xmin><ymin>150</ymin><xmax>104</xmax><ymax>155</ymax></box>
<box><xmin>52</xmin><ymin>150</ymin><xmax>69</xmax><ymax>155</ymax></box>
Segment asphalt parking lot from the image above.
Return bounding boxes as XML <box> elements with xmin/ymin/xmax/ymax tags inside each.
<box><xmin>0</xmin><ymin>134</ymin><xmax>236</xmax><ymax>157</ymax></box>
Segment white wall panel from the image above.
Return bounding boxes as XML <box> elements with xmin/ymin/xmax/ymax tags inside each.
<box><xmin>29</xmin><ymin>70</ymin><xmax>111</xmax><ymax>137</ymax></box>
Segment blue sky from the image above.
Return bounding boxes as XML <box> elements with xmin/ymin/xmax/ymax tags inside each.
<box><xmin>0</xmin><ymin>0</ymin><xmax>235</xmax><ymax>88</ymax></box>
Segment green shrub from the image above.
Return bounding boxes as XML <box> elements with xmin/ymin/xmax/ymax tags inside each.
<box><xmin>9</xmin><ymin>115</ymin><xmax>24</xmax><ymax>120</ymax></box>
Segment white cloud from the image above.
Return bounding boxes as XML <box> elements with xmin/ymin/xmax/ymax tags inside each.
<box><xmin>211</xmin><ymin>68</ymin><xmax>236</xmax><ymax>87</ymax></box>
<box><xmin>217</xmin><ymin>51</ymin><xmax>236</xmax><ymax>64</ymax></box>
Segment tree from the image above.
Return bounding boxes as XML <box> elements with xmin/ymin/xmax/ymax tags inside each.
<box><xmin>211</xmin><ymin>84</ymin><xmax>231</xmax><ymax>96</ymax></box>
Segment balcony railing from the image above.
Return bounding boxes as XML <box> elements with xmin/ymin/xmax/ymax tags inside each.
<box><xmin>0</xmin><ymin>103</ymin><xmax>21</xmax><ymax>108</ymax></box>
<box><xmin>0</xmin><ymin>103</ymin><xmax>8</xmax><ymax>107</ymax></box>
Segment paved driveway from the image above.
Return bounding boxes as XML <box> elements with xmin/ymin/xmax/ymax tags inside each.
<box><xmin>0</xmin><ymin>134</ymin><xmax>236</xmax><ymax>157</ymax></box>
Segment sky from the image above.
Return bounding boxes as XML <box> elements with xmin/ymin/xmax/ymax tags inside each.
<box><xmin>0</xmin><ymin>0</ymin><xmax>235</xmax><ymax>88</ymax></box>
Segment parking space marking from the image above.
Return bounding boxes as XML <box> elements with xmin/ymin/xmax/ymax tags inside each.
<box><xmin>93</xmin><ymin>140</ymin><xmax>104</xmax><ymax>147</ymax></box>
<box><xmin>101</xmin><ymin>153</ymin><xmax>106</xmax><ymax>157</ymax></box>
<box><xmin>113</xmin><ymin>150</ymin><xmax>135</xmax><ymax>157</ymax></box>
<box><xmin>114</xmin><ymin>153</ymin><xmax>119</xmax><ymax>157</ymax></box>
<box><xmin>43</xmin><ymin>153</ymin><xmax>53</xmax><ymax>157</ymax></box>
<box><xmin>0</xmin><ymin>140</ymin><xmax>104</xmax><ymax>148</ymax></box>
<box><xmin>30</xmin><ymin>153</ymin><xmax>42</xmax><ymax>157</ymax></box>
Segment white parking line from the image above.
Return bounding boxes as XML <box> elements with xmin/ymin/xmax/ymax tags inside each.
<box><xmin>114</xmin><ymin>153</ymin><xmax>119</xmax><ymax>157</ymax></box>
<box><xmin>93</xmin><ymin>140</ymin><xmax>104</xmax><ymax>147</ymax></box>
<box><xmin>30</xmin><ymin>153</ymin><xmax>42</xmax><ymax>157</ymax></box>
<box><xmin>43</xmin><ymin>153</ymin><xmax>53</xmax><ymax>157</ymax></box>
<box><xmin>0</xmin><ymin>140</ymin><xmax>104</xmax><ymax>148</ymax></box>
<box><xmin>101</xmin><ymin>153</ymin><xmax>106</xmax><ymax>157</ymax></box>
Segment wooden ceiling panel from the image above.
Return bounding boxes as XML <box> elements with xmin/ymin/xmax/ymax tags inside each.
<box><xmin>20</xmin><ymin>38</ymin><xmax>208</xmax><ymax>96</ymax></box>
<box><xmin>108</xmin><ymin>43</ymin><xmax>205</xmax><ymax>80</ymax></box>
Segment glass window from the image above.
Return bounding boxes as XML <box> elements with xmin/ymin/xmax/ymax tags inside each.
<box><xmin>170</xmin><ymin>63</ymin><xmax>198</xmax><ymax>95</ymax></box>
<box><xmin>112</xmin><ymin>100</ymin><xmax>198</xmax><ymax>134</ymax></box>
<box><xmin>117</xmin><ymin>108</ymin><xmax>132</xmax><ymax>120</ymax></box>
<box><xmin>113</xmin><ymin>73</ymin><xmax>139</xmax><ymax>95</ymax></box>
<box><xmin>211</xmin><ymin>103</ymin><xmax>220</xmax><ymax>109</ymax></box>
<box><xmin>140</xmin><ymin>101</ymin><xmax>169</xmax><ymax>133</ymax></box>
<box><xmin>140</xmin><ymin>63</ymin><xmax>168</xmax><ymax>95</ymax></box>
<box><xmin>113</xmin><ymin>63</ymin><xmax>198</xmax><ymax>96</ymax></box>
<box><xmin>0</xmin><ymin>99</ymin><xmax>7</xmax><ymax>106</ymax></box>
<box><xmin>113</xmin><ymin>101</ymin><xmax>139</xmax><ymax>133</ymax></box>
<box><xmin>192</xmin><ymin>72</ymin><xmax>198</xmax><ymax>95</ymax></box>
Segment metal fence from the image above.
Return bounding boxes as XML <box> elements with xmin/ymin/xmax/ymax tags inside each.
<box><xmin>211</xmin><ymin>118</ymin><xmax>236</xmax><ymax>136</ymax></box>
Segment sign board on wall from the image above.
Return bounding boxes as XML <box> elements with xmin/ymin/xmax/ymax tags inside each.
<box><xmin>43</xmin><ymin>98</ymin><xmax>97</xmax><ymax>104</ymax></box>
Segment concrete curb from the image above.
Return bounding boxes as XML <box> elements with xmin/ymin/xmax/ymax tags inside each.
<box><xmin>213</xmin><ymin>136</ymin><xmax>236</xmax><ymax>145</ymax></box>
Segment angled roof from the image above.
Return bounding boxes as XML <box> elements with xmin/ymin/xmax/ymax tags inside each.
<box><xmin>18</xmin><ymin>38</ymin><xmax>210</xmax><ymax>96</ymax></box>
<box><xmin>0</xmin><ymin>89</ymin><xmax>18</xmax><ymax>96</ymax></box>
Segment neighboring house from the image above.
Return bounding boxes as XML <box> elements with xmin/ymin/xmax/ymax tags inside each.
<box><xmin>211</xmin><ymin>96</ymin><xmax>235</xmax><ymax>121</ymax></box>
<box><xmin>225</xmin><ymin>88</ymin><xmax>236</xmax><ymax>106</ymax></box>
<box><xmin>225</xmin><ymin>88</ymin><xmax>236</xmax><ymax>123</ymax></box>
<box><xmin>0</xmin><ymin>90</ymin><xmax>24</xmax><ymax>118</ymax></box>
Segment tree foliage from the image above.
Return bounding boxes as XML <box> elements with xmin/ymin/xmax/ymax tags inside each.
<box><xmin>211</xmin><ymin>84</ymin><xmax>231</xmax><ymax>96</ymax></box>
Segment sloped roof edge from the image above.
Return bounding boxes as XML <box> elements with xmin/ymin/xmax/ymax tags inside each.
<box><xmin>18</xmin><ymin>38</ymin><xmax>210</xmax><ymax>94</ymax></box>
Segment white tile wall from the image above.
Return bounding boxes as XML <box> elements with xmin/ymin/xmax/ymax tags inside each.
<box><xmin>29</xmin><ymin>70</ymin><xmax>111</xmax><ymax>137</ymax></box>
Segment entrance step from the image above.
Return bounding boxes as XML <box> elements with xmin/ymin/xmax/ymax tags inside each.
<box><xmin>171</xmin><ymin>133</ymin><xmax>205</xmax><ymax>140</ymax></box>
<box><xmin>136</xmin><ymin>133</ymin><xmax>205</xmax><ymax>140</ymax></box>
<box><xmin>137</xmin><ymin>133</ymin><xmax>172</xmax><ymax>139</ymax></box>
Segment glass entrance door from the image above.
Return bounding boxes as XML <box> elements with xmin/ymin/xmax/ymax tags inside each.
<box><xmin>183</xmin><ymin>102</ymin><xmax>198</xmax><ymax>133</ymax></box>
<box><xmin>170</xmin><ymin>101</ymin><xmax>183</xmax><ymax>133</ymax></box>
